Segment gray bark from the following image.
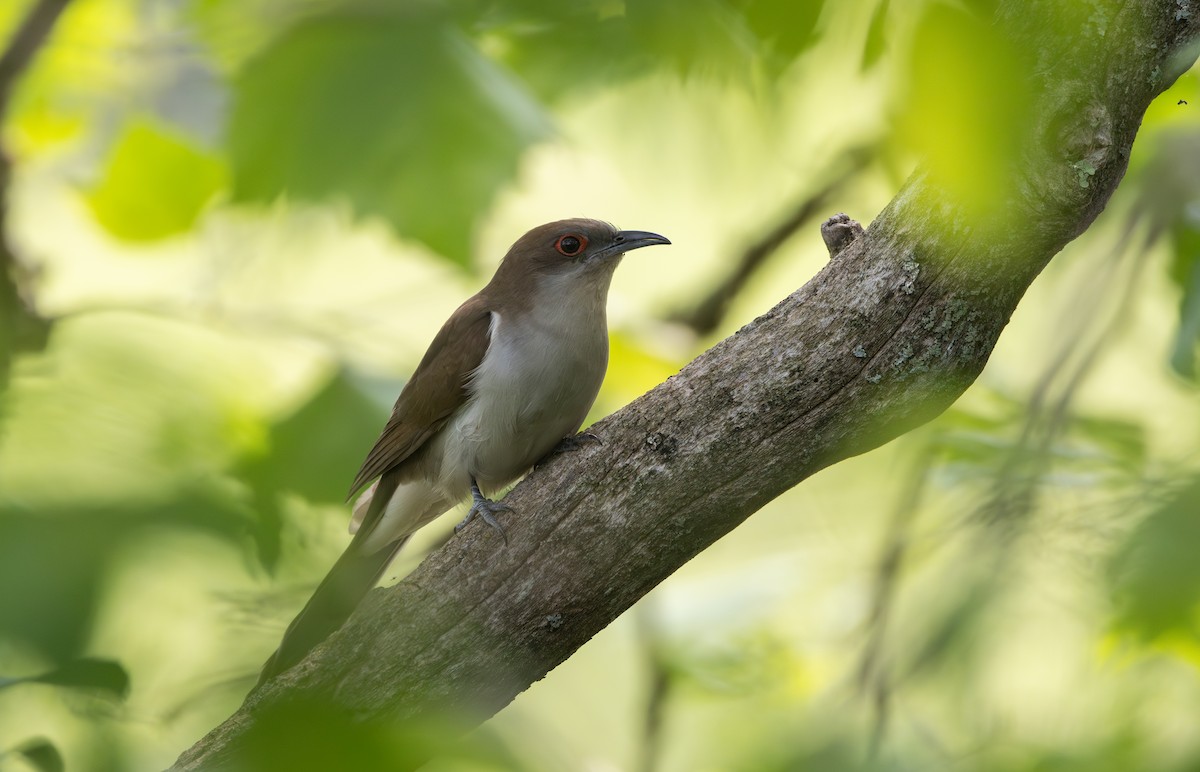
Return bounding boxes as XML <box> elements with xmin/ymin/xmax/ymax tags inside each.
<box><xmin>174</xmin><ymin>1</ymin><xmax>1200</xmax><ymax>768</ymax></box>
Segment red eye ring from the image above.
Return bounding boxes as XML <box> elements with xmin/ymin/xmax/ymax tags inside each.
<box><xmin>554</xmin><ymin>233</ymin><xmax>588</xmax><ymax>257</ymax></box>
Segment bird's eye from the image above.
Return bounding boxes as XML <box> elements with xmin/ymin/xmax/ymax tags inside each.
<box><xmin>554</xmin><ymin>234</ymin><xmax>587</xmax><ymax>257</ymax></box>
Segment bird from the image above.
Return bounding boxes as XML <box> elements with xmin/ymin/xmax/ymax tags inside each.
<box><xmin>256</xmin><ymin>218</ymin><xmax>671</xmax><ymax>685</ymax></box>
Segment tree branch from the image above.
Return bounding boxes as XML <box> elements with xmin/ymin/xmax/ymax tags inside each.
<box><xmin>0</xmin><ymin>0</ymin><xmax>67</xmax><ymax>393</ymax></box>
<box><xmin>174</xmin><ymin>1</ymin><xmax>1200</xmax><ymax>768</ymax></box>
<box><xmin>0</xmin><ymin>0</ymin><xmax>69</xmax><ymax>117</ymax></box>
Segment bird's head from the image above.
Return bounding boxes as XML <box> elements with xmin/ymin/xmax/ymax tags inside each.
<box><xmin>495</xmin><ymin>218</ymin><xmax>671</xmax><ymax>283</ymax></box>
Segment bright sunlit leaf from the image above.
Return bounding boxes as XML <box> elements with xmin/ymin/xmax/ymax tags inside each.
<box><xmin>9</xmin><ymin>94</ymin><xmax>85</xmax><ymax>155</ymax></box>
<box><xmin>86</xmin><ymin>118</ymin><xmax>228</xmax><ymax>241</ymax></box>
<box><xmin>895</xmin><ymin>5</ymin><xmax>1034</xmax><ymax>217</ymax></box>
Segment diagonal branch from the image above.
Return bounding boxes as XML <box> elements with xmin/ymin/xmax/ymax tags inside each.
<box><xmin>173</xmin><ymin>1</ymin><xmax>1200</xmax><ymax>768</ymax></box>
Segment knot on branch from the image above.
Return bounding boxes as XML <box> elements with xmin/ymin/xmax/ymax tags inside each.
<box><xmin>821</xmin><ymin>213</ymin><xmax>865</xmax><ymax>259</ymax></box>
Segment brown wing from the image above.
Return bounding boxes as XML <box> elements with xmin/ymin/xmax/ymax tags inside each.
<box><xmin>347</xmin><ymin>296</ymin><xmax>492</xmax><ymax>497</ymax></box>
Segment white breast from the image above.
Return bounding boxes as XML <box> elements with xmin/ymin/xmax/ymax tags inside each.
<box><xmin>356</xmin><ymin>272</ymin><xmax>614</xmax><ymax>552</ymax></box>
<box><xmin>442</xmin><ymin>284</ymin><xmax>609</xmax><ymax>493</ymax></box>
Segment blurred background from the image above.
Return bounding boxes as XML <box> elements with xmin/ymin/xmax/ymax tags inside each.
<box><xmin>1</xmin><ymin>0</ymin><xmax>1199</xmax><ymax>770</ymax></box>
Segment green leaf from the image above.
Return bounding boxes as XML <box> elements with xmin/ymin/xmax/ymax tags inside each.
<box><xmin>6</xmin><ymin>739</ymin><xmax>65</xmax><ymax>772</ymax></box>
<box><xmin>1109</xmin><ymin>477</ymin><xmax>1200</xmax><ymax>640</ymax></box>
<box><xmin>0</xmin><ymin>495</ymin><xmax>249</xmax><ymax>659</ymax></box>
<box><xmin>243</xmin><ymin>370</ymin><xmax>393</xmax><ymax>504</ymax></box>
<box><xmin>485</xmin><ymin>5</ymin><xmax>646</xmax><ymax>98</ymax></box>
<box><xmin>230</xmin><ymin>696</ymin><xmax>522</xmax><ymax>772</ymax></box>
<box><xmin>861</xmin><ymin>0</ymin><xmax>890</xmax><ymax>70</ymax></box>
<box><xmin>235</xmin><ymin>368</ymin><xmax>393</xmax><ymax>567</ymax></box>
<box><xmin>729</xmin><ymin>0</ymin><xmax>824</xmax><ymax>73</ymax></box>
<box><xmin>29</xmin><ymin>658</ymin><xmax>130</xmax><ymax>697</ymax></box>
<box><xmin>0</xmin><ymin>658</ymin><xmax>129</xmax><ymax>699</ymax></box>
<box><xmin>1168</xmin><ymin>215</ymin><xmax>1200</xmax><ymax>380</ymax></box>
<box><xmin>0</xmin><ymin>514</ymin><xmax>116</xmax><ymax>659</ymax></box>
<box><xmin>86</xmin><ymin>118</ymin><xmax>228</xmax><ymax>241</ymax></box>
<box><xmin>229</xmin><ymin>13</ymin><xmax>553</xmax><ymax>267</ymax></box>
<box><xmin>626</xmin><ymin>0</ymin><xmax>759</xmax><ymax>79</ymax></box>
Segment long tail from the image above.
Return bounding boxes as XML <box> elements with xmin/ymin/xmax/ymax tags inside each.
<box><xmin>256</xmin><ymin>535</ymin><xmax>408</xmax><ymax>688</ymax></box>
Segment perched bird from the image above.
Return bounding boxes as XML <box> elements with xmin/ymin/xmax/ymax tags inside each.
<box><xmin>257</xmin><ymin>218</ymin><xmax>670</xmax><ymax>685</ymax></box>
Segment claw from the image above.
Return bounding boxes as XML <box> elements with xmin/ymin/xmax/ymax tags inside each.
<box><xmin>455</xmin><ymin>478</ymin><xmax>511</xmax><ymax>544</ymax></box>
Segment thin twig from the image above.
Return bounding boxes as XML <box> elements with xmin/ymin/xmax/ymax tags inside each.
<box><xmin>0</xmin><ymin>0</ymin><xmax>70</xmax><ymax>120</ymax></box>
<box><xmin>635</xmin><ymin>605</ymin><xmax>671</xmax><ymax>772</ymax></box>
<box><xmin>856</xmin><ymin>211</ymin><xmax>1153</xmax><ymax>755</ymax></box>
<box><xmin>857</xmin><ymin>435</ymin><xmax>934</xmax><ymax>759</ymax></box>
<box><xmin>670</xmin><ymin>146</ymin><xmax>873</xmax><ymax>336</ymax></box>
<box><xmin>980</xmin><ymin>213</ymin><xmax>1148</xmax><ymax>531</ymax></box>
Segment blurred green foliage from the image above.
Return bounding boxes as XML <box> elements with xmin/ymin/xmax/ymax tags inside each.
<box><xmin>235</xmin><ymin>369</ymin><xmax>391</xmax><ymax>567</ymax></box>
<box><xmin>229</xmin><ymin>10</ymin><xmax>553</xmax><ymax>266</ymax></box>
<box><xmin>0</xmin><ymin>0</ymin><xmax>1199</xmax><ymax>770</ymax></box>
<box><xmin>895</xmin><ymin>5</ymin><xmax>1033</xmax><ymax>218</ymax></box>
<box><xmin>1110</xmin><ymin>477</ymin><xmax>1200</xmax><ymax>641</ymax></box>
<box><xmin>1</xmin><ymin>739</ymin><xmax>64</xmax><ymax>772</ymax></box>
<box><xmin>221</xmin><ymin>698</ymin><xmax>523</xmax><ymax>772</ymax></box>
<box><xmin>0</xmin><ymin>658</ymin><xmax>129</xmax><ymax>699</ymax></box>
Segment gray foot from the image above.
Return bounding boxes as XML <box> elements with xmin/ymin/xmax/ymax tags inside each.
<box><xmin>455</xmin><ymin>479</ymin><xmax>511</xmax><ymax>544</ymax></box>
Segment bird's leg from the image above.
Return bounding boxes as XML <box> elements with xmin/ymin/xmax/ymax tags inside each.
<box><xmin>455</xmin><ymin>477</ymin><xmax>512</xmax><ymax>544</ymax></box>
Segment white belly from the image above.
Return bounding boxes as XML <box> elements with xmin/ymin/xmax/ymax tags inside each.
<box><xmin>356</xmin><ymin>304</ymin><xmax>608</xmax><ymax>553</ymax></box>
<box><xmin>445</xmin><ymin>308</ymin><xmax>608</xmax><ymax>490</ymax></box>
